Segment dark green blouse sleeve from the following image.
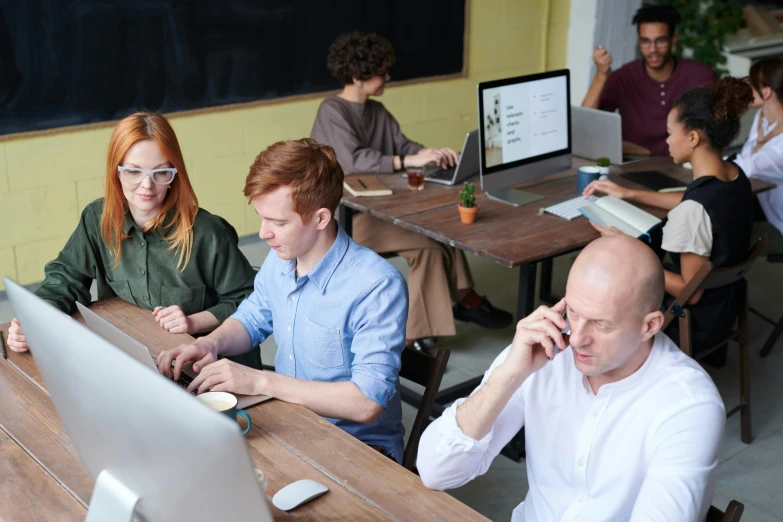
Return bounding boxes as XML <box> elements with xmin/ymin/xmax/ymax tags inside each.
<box><xmin>34</xmin><ymin>204</ymin><xmax>104</xmax><ymax>315</ymax></box>
<box><xmin>202</xmin><ymin>217</ymin><xmax>257</xmax><ymax>324</ymax></box>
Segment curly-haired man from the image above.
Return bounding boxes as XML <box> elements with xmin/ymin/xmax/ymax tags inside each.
<box><xmin>311</xmin><ymin>32</ymin><xmax>512</xmax><ymax>350</ymax></box>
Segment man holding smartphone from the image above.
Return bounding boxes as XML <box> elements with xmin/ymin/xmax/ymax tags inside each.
<box><xmin>417</xmin><ymin>235</ymin><xmax>725</xmax><ymax>521</ymax></box>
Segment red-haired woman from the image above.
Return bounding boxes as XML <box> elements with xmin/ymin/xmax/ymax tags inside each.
<box><xmin>7</xmin><ymin>112</ymin><xmax>257</xmax><ymax>355</ymax></box>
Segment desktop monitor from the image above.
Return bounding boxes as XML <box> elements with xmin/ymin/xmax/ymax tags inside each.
<box><xmin>477</xmin><ymin>69</ymin><xmax>572</xmax><ymax>206</ymax></box>
<box><xmin>5</xmin><ymin>278</ymin><xmax>273</xmax><ymax>522</ymax></box>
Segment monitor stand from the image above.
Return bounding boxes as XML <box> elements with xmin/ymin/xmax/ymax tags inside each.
<box><xmin>85</xmin><ymin>470</ymin><xmax>140</xmax><ymax>522</ymax></box>
<box><xmin>486</xmin><ymin>188</ymin><xmax>545</xmax><ymax>207</ymax></box>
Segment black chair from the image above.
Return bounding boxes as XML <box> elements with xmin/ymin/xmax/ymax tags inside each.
<box><xmin>707</xmin><ymin>500</ymin><xmax>744</xmax><ymax>522</ymax></box>
<box><xmin>399</xmin><ymin>346</ymin><xmax>450</xmax><ymax>471</ymax></box>
<box><xmin>753</xmin><ymin>254</ymin><xmax>783</xmax><ymax>358</ymax></box>
<box><xmin>662</xmin><ymin>235</ymin><xmax>768</xmax><ymax>444</ymax></box>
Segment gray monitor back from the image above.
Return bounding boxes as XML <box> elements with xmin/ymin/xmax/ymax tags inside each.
<box><xmin>6</xmin><ymin>278</ymin><xmax>272</xmax><ymax>522</ymax></box>
<box><xmin>571</xmin><ymin>105</ymin><xmax>623</xmax><ymax>165</ymax></box>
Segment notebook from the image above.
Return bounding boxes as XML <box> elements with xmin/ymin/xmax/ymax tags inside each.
<box><xmin>579</xmin><ymin>196</ymin><xmax>662</xmax><ymax>239</ymax></box>
<box><xmin>343</xmin><ymin>175</ymin><xmax>392</xmax><ymax>197</ymax></box>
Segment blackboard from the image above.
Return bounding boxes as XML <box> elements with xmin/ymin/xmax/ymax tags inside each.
<box><xmin>0</xmin><ymin>0</ymin><xmax>467</xmax><ymax>137</ymax></box>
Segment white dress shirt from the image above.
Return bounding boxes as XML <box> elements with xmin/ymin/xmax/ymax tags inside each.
<box><xmin>734</xmin><ymin>109</ymin><xmax>783</xmax><ymax>235</ymax></box>
<box><xmin>417</xmin><ymin>333</ymin><xmax>725</xmax><ymax>522</ymax></box>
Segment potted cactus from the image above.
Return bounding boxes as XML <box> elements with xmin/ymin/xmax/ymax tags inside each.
<box><xmin>596</xmin><ymin>157</ymin><xmax>611</xmax><ymax>178</ymax></box>
<box><xmin>458</xmin><ymin>182</ymin><xmax>479</xmax><ymax>224</ymax></box>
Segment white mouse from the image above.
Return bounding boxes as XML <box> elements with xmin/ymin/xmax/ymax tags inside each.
<box><xmin>272</xmin><ymin>479</ymin><xmax>329</xmax><ymax>511</ymax></box>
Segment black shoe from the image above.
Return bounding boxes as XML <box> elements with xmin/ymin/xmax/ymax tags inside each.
<box><xmin>407</xmin><ymin>338</ymin><xmax>431</xmax><ymax>354</ymax></box>
<box><xmin>453</xmin><ymin>297</ymin><xmax>513</xmax><ymax>329</ymax></box>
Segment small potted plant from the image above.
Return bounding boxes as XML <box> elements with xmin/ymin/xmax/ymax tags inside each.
<box><xmin>458</xmin><ymin>182</ymin><xmax>479</xmax><ymax>224</ymax></box>
<box><xmin>596</xmin><ymin>157</ymin><xmax>611</xmax><ymax>178</ymax></box>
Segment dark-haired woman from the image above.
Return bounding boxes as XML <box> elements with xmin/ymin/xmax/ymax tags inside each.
<box><xmin>583</xmin><ymin>77</ymin><xmax>754</xmax><ymax>361</ymax></box>
<box><xmin>734</xmin><ymin>57</ymin><xmax>783</xmax><ymax>252</ymax></box>
<box><xmin>310</xmin><ymin>32</ymin><xmax>512</xmax><ymax>349</ymax></box>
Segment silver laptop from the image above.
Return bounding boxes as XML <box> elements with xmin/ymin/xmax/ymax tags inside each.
<box><xmin>572</xmin><ymin>106</ymin><xmax>644</xmax><ymax>165</ymax></box>
<box><xmin>76</xmin><ymin>301</ymin><xmax>271</xmax><ymax>409</ymax></box>
<box><xmin>7</xmin><ymin>278</ymin><xmax>273</xmax><ymax>522</ymax></box>
<box><xmin>424</xmin><ymin>130</ymin><xmax>479</xmax><ymax>185</ymax></box>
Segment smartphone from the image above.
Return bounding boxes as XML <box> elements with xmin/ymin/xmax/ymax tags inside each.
<box><xmin>550</xmin><ymin>308</ymin><xmax>571</xmax><ymax>361</ymax></box>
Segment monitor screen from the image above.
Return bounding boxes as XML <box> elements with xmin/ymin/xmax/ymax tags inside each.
<box><xmin>478</xmin><ymin>70</ymin><xmax>571</xmax><ymax>174</ymax></box>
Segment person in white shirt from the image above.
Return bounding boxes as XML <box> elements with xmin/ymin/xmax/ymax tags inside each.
<box><xmin>417</xmin><ymin>235</ymin><xmax>725</xmax><ymax>522</ymax></box>
<box><xmin>733</xmin><ymin>56</ymin><xmax>783</xmax><ymax>252</ymax></box>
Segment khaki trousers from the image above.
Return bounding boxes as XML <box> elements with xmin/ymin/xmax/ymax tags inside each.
<box><xmin>353</xmin><ymin>213</ymin><xmax>474</xmax><ymax>339</ymax></box>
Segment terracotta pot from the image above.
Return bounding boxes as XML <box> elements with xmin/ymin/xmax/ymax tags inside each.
<box><xmin>458</xmin><ymin>203</ymin><xmax>479</xmax><ymax>224</ymax></box>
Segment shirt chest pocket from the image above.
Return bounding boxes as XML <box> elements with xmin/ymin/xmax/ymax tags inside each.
<box><xmin>107</xmin><ymin>280</ymin><xmax>135</xmax><ymax>303</ymax></box>
<box><xmin>158</xmin><ymin>284</ymin><xmax>206</xmax><ymax>316</ymax></box>
<box><xmin>300</xmin><ymin>318</ymin><xmax>344</xmax><ymax>369</ymax></box>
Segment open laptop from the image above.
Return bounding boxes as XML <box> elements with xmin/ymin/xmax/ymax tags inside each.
<box><xmin>424</xmin><ymin>129</ymin><xmax>479</xmax><ymax>185</ymax></box>
<box><xmin>76</xmin><ymin>301</ymin><xmax>271</xmax><ymax>409</ymax></box>
<box><xmin>8</xmin><ymin>279</ymin><xmax>273</xmax><ymax>522</ymax></box>
<box><xmin>571</xmin><ymin>106</ymin><xmax>646</xmax><ymax>165</ymax></box>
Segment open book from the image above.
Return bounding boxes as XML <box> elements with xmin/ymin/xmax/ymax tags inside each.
<box><xmin>580</xmin><ymin>196</ymin><xmax>661</xmax><ymax>238</ymax></box>
<box><xmin>343</xmin><ymin>175</ymin><xmax>392</xmax><ymax>197</ymax></box>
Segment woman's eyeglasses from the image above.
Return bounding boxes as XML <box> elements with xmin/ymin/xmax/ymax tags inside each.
<box><xmin>118</xmin><ymin>166</ymin><xmax>177</xmax><ymax>185</ymax></box>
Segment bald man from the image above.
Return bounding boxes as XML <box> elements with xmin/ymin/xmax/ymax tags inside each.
<box><xmin>417</xmin><ymin>236</ymin><xmax>725</xmax><ymax>522</ymax></box>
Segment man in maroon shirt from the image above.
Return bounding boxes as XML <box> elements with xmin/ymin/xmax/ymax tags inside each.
<box><xmin>581</xmin><ymin>4</ymin><xmax>716</xmax><ymax>156</ymax></box>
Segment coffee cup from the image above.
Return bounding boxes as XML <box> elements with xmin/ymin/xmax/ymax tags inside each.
<box><xmin>198</xmin><ymin>391</ymin><xmax>252</xmax><ymax>435</ymax></box>
<box><xmin>577</xmin><ymin>166</ymin><xmax>601</xmax><ymax>194</ymax></box>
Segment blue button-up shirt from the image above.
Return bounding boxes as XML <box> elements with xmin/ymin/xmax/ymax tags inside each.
<box><xmin>231</xmin><ymin>225</ymin><xmax>408</xmax><ymax>462</ymax></box>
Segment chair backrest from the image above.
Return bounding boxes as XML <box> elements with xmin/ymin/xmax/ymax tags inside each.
<box><xmin>706</xmin><ymin>500</ymin><xmax>744</xmax><ymax>522</ymax></box>
<box><xmin>663</xmin><ymin>235</ymin><xmax>768</xmax><ymax>331</ymax></box>
<box><xmin>399</xmin><ymin>347</ymin><xmax>450</xmax><ymax>471</ymax></box>
<box><xmin>700</xmin><ymin>235</ymin><xmax>769</xmax><ymax>291</ymax></box>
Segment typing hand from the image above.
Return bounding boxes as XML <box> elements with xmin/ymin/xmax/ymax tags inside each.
<box><xmin>157</xmin><ymin>339</ymin><xmax>217</xmax><ymax>381</ymax></box>
<box><xmin>437</xmin><ymin>147</ymin><xmax>459</xmax><ymax>168</ymax></box>
<box><xmin>7</xmin><ymin>318</ymin><xmax>29</xmax><ymax>352</ymax></box>
<box><xmin>153</xmin><ymin>305</ymin><xmax>192</xmax><ymax>334</ymax></box>
<box><xmin>583</xmin><ymin>179</ymin><xmax>630</xmax><ymax>199</ymax></box>
<box><xmin>501</xmin><ymin>299</ymin><xmax>568</xmax><ymax>383</ymax></box>
<box><xmin>405</xmin><ymin>149</ymin><xmax>444</xmax><ymax>167</ymax></box>
<box><xmin>187</xmin><ymin>359</ymin><xmax>264</xmax><ymax>396</ymax></box>
<box><xmin>590</xmin><ymin>221</ymin><xmax>624</xmax><ymax>237</ymax></box>
<box><xmin>593</xmin><ymin>47</ymin><xmax>613</xmax><ymax>75</ymax></box>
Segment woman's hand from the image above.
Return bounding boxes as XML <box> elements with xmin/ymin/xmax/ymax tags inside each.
<box><xmin>583</xmin><ymin>179</ymin><xmax>632</xmax><ymax>200</ymax></box>
<box><xmin>153</xmin><ymin>305</ymin><xmax>192</xmax><ymax>334</ymax></box>
<box><xmin>589</xmin><ymin>221</ymin><xmax>625</xmax><ymax>237</ymax></box>
<box><xmin>7</xmin><ymin>318</ymin><xmax>29</xmax><ymax>352</ymax></box>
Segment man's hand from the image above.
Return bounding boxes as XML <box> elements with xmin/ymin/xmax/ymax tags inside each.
<box><xmin>593</xmin><ymin>46</ymin><xmax>613</xmax><ymax>76</ymax></box>
<box><xmin>7</xmin><ymin>318</ymin><xmax>29</xmax><ymax>352</ymax></box>
<box><xmin>406</xmin><ymin>147</ymin><xmax>459</xmax><ymax>169</ymax></box>
<box><xmin>156</xmin><ymin>338</ymin><xmax>218</xmax><ymax>381</ymax></box>
<box><xmin>153</xmin><ymin>305</ymin><xmax>192</xmax><ymax>334</ymax></box>
<box><xmin>187</xmin><ymin>359</ymin><xmax>264</xmax><ymax>396</ymax></box>
<box><xmin>500</xmin><ymin>299</ymin><xmax>568</xmax><ymax>383</ymax></box>
<box><xmin>583</xmin><ymin>179</ymin><xmax>631</xmax><ymax>200</ymax></box>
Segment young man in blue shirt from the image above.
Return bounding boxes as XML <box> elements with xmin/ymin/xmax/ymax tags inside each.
<box><xmin>157</xmin><ymin>138</ymin><xmax>408</xmax><ymax>462</ymax></box>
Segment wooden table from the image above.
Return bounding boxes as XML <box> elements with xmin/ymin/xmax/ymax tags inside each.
<box><xmin>341</xmin><ymin>157</ymin><xmax>776</xmax><ymax>322</ymax></box>
<box><xmin>340</xmin><ymin>157</ymin><xmax>776</xmax><ymax>460</ymax></box>
<box><xmin>0</xmin><ymin>298</ymin><xmax>488</xmax><ymax>522</ymax></box>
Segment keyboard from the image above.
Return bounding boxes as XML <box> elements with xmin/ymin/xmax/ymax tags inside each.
<box><xmin>425</xmin><ymin>167</ymin><xmax>455</xmax><ymax>181</ymax></box>
<box><xmin>542</xmin><ymin>195</ymin><xmax>598</xmax><ymax>220</ymax></box>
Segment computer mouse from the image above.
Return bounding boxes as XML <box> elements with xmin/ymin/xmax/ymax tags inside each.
<box><xmin>272</xmin><ymin>479</ymin><xmax>329</xmax><ymax>511</ymax></box>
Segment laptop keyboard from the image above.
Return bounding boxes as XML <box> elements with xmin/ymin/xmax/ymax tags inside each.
<box><xmin>426</xmin><ymin>167</ymin><xmax>456</xmax><ymax>181</ymax></box>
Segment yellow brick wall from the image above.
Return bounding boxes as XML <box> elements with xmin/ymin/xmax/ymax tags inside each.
<box><xmin>0</xmin><ymin>0</ymin><xmax>569</xmax><ymax>290</ymax></box>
